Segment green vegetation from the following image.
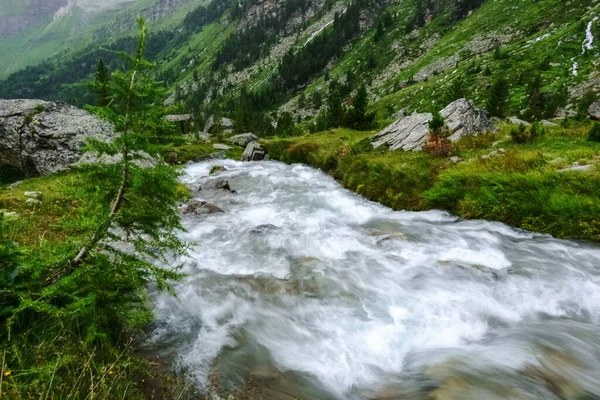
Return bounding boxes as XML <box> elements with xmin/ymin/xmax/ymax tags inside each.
<box><xmin>264</xmin><ymin>122</ymin><xmax>600</xmax><ymax>241</ymax></box>
<box><xmin>0</xmin><ymin>19</ymin><xmax>195</xmax><ymax>399</ymax></box>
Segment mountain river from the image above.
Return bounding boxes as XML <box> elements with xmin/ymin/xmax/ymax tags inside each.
<box><xmin>148</xmin><ymin>160</ymin><xmax>600</xmax><ymax>399</ymax></box>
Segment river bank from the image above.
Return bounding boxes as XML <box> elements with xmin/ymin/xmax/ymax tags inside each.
<box><xmin>262</xmin><ymin>123</ymin><xmax>600</xmax><ymax>241</ymax></box>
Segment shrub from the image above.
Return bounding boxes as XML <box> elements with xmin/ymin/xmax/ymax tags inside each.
<box><xmin>424</xmin><ymin>111</ymin><xmax>453</xmax><ymax>157</ymax></box>
<box><xmin>511</xmin><ymin>123</ymin><xmax>546</xmax><ymax>144</ymax></box>
<box><xmin>588</xmin><ymin>123</ymin><xmax>600</xmax><ymax>142</ymax></box>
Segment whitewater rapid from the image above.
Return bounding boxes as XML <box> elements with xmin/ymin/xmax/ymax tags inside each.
<box><xmin>148</xmin><ymin>160</ymin><xmax>600</xmax><ymax>399</ymax></box>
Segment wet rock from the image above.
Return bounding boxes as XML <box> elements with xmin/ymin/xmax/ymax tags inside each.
<box><xmin>242</xmin><ymin>141</ymin><xmax>268</xmax><ymax>161</ymax></box>
<box><xmin>209</xmin><ymin>165</ymin><xmax>228</xmax><ymax>175</ymax></box>
<box><xmin>211</xmin><ymin>150</ymin><xmax>227</xmax><ymax>160</ymax></box>
<box><xmin>250</xmin><ymin>224</ymin><xmax>280</xmax><ymax>234</ymax></box>
<box><xmin>0</xmin><ymin>99</ymin><xmax>115</xmax><ymax>177</ymax></box>
<box><xmin>212</xmin><ymin>143</ymin><xmax>231</xmax><ymax>151</ymax></box>
<box><xmin>371</xmin><ymin>99</ymin><xmax>496</xmax><ymax>151</ymax></box>
<box><xmin>229</xmin><ymin>133</ymin><xmax>259</xmax><ymax>147</ymax></box>
<box><xmin>199</xmin><ymin>178</ymin><xmax>232</xmax><ymax>192</ymax></box>
<box><xmin>507</xmin><ymin>116</ymin><xmax>531</xmax><ymax>126</ymax></box>
<box><xmin>376</xmin><ymin>232</ymin><xmax>407</xmax><ymax>245</ymax></box>
<box><xmin>589</xmin><ymin>101</ymin><xmax>600</xmax><ymax>121</ymax></box>
<box><xmin>185</xmin><ymin>198</ymin><xmax>224</xmax><ymax>215</ymax></box>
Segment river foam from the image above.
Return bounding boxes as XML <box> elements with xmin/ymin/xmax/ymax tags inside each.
<box><xmin>148</xmin><ymin>160</ymin><xmax>600</xmax><ymax>399</ymax></box>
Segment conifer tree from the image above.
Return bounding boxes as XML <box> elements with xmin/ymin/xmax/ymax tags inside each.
<box><xmin>94</xmin><ymin>58</ymin><xmax>111</xmax><ymax>107</ymax></box>
<box><xmin>327</xmin><ymin>82</ymin><xmax>345</xmax><ymax>128</ymax></box>
<box><xmin>486</xmin><ymin>75</ymin><xmax>510</xmax><ymax>118</ymax></box>
<box><xmin>346</xmin><ymin>84</ymin><xmax>375</xmax><ymax>130</ymax></box>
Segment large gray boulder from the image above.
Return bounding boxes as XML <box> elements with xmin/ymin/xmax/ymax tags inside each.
<box><xmin>229</xmin><ymin>132</ymin><xmax>259</xmax><ymax>147</ymax></box>
<box><xmin>371</xmin><ymin>113</ymin><xmax>433</xmax><ymax>151</ymax></box>
<box><xmin>371</xmin><ymin>99</ymin><xmax>496</xmax><ymax>151</ymax></box>
<box><xmin>0</xmin><ymin>99</ymin><xmax>115</xmax><ymax>176</ymax></box>
<box><xmin>242</xmin><ymin>141</ymin><xmax>268</xmax><ymax>162</ymax></box>
<box><xmin>588</xmin><ymin>101</ymin><xmax>600</xmax><ymax>120</ymax></box>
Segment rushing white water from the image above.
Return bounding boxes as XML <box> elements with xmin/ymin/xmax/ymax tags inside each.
<box><xmin>583</xmin><ymin>17</ymin><xmax>599</xmax><ymax>53</ymax></box>
<box><xmin>148</xmin><ymin>160</ymin><xmax>600</xmax><ymax>399</ymax></box>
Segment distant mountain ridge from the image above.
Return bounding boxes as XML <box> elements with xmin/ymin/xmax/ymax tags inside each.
<box><xmin>0</xmin><ymin>0</ymin><xmax>599</xmax><ymax>129</ymax></box>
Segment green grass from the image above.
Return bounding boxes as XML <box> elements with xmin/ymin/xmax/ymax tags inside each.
<box><xmin>264</xmin><ymin>123</ymin><xmax>600</xmax><ymax>241</ymax></box>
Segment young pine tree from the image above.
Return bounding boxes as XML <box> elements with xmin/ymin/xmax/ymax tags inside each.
<box><xmin>424</xmin><ymin>110</ymin><xmax>453</xmax><ymax>157</ymax></box>
<box><xmin>94</xmin><ymin>58</ymin><xmax>111</xmax><ymax>107</ymax></box>
<box><xmin>1</xmin><ymin>18</ymin><xmax>186</xmax><ymax>399</ymax></box>
<box><xmin>486</xmin><ymin>75</ymin><xmax>510</xmax><ymax>118</ymax></box>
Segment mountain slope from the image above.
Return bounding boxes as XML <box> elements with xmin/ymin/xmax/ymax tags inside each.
<box><xmin>0</xmin><ymin>0</ymin><xmax>599</xmax><ymax>128</ymax></box>
<box><xmin>0</xmin><ymin>0</ymin><xmax>199</xmax><ymax>79</ymax></box>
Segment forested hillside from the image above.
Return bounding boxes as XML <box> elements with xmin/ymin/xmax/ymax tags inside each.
<box><xmin>1</xmin><ymin>0</ymin><xmax>598</xmax><ymax>133</ymax></box>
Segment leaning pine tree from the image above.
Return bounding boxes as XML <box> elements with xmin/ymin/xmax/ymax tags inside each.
<box><xmin>0</xmin><ymin>18</ymin><xmax>187</xmax><ymax>398</ymax></box>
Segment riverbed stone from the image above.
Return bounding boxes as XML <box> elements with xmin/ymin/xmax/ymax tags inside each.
<box><xmin>186</xmin><ymin>198</ymin><xmax>225</xmax><ymax>215</ymax></box>
<box><xmin>242</xmin><ymin>141</ymin><xmax>268</xmax><ymax>161</ymax></box>
<box><xmin>229</xmin><ymin>133</ymin><xmax>259</xmax><ymax>147</ymax></box>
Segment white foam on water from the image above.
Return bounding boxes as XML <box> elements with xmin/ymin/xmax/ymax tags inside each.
<box><xmin>150</xmin><ymin>160</ymin><xmax>600</xmax><ymax>398</ymax></box>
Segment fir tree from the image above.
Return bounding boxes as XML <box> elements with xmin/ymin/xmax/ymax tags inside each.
<box><xmin>346</xmin><ymin>84</ymin><xmax>375</xmax><ymax>130</ymax></box>
<box><xmin>486</xmin><ymin>75</ymin><xmax>510</xmax><ymax>118</ymax></box>
<box><xmin>327</xmin><ymin>82</ymin><xmax>345</xmax><ymax>128</ymax></box>
<box><xmin>94</xmin><ymin>58</ymin><xmax>111</xmax><ymax>107</ymax></box>
<box><xmin>448</xmin><ymin>75</ymin><xmax>466</xmax><ymax>102</ymax></box>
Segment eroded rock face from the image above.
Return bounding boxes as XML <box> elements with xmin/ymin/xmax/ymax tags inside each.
<box><xmin>242</xmin><ymin>141</ymin><xmax>268</xmax><ymax>162</ymax></box>
<box><xmin>230</xmin><ymin>133</ymin><xmax>259</xmax><ymax>147</ymax></box>
<box><xmin>371</xmin><ymin>99</ymin><xmax>496</xmax><ymax>151</ymax></box>
<box><xmin>0</xmin><ymin>99</ymin><xmax>115</xmax><ymax>176</ymax></box>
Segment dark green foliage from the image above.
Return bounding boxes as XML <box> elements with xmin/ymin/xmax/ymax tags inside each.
<box><xmin>346</xmin><ymin>85</ymin><xmax>375</xmax><ymax>130</ymax></box>
<box><xmin>578</xmin><ymin>91</ymin><xmax>597</xmax><ymax>120</ymax></box>
<box><xmin>425</xmin><ymin>110</ymin><xmax>453</xmax><ymax>157</ymax></box>
<box><xmin>588</xmin><ymin>122</ymin><xmax>600</xmax><ymax>142</ymax></box>
<box><xmin>511</xmin><ymin>122</ymin><xmax>546</xmax><ymax>143</ymax></box>
<box><xmin>447</xmin><ymin>75</ymin><xmax>467</xmax><ymax>103</ymax></box>
<box><xmin>327</xmin><ymin>82</ymin><xmax>346</xmax><ymax>128</ymax></box>
<box><xmin>428</xmin><ymin>109</ymin><xmax>447</xmax><ymax>137</ymax></box>
<box><xmin>486</xmin><ymin>75</ymin><xmax>510</xmax><ymax>118</ymax></box>
<box><xmin>93</xmin><ymin>58</ymin><xmax>111</xmax><ymax>107</ymax></box>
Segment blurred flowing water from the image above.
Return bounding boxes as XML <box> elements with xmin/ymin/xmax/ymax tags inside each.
<box><xmin>148</xmin><ymin>160</ymin><xmax>600</xmax><ymax>399</ymax></box>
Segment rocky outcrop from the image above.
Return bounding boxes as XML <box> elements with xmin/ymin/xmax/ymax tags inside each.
<box><xmin>371</xmin><ymin>113</ymin><xmax>433</xmax><ymax>151</ymax></box>
<box><xmin>371</xmin><ymin>99</ymin><xmax>496</xmax><ymax>151</ymax></box>
<box><xmin>242</xmin><ymin>141</ymin><xmax>268</xmax><ymax>162</ymax></box>
<box><xmin>588</xmin><ymin>101</ymin><xmax>600</xmax><ymax>121</ymax></box>
<box><xmin>230</xmin><ymin>133</ymin><xmax>259</xmax><ymax>147</ymax></box>
<box><xmin>0</xmin><ymin>99</ymin><xmax>115</xmax><ymax>177</ymax></box>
